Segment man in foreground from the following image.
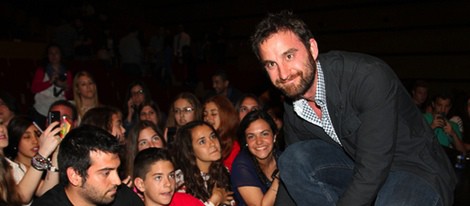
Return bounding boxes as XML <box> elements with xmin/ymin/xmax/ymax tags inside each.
<box><xmin>32</xmin><ymin>125</ymin><xmax>143</xmax><ymax>206</ymax></box>
<box><xmin>251</xmin><ymin>11</ymin><xmax>456</xmax><ymax>205</ymax></box>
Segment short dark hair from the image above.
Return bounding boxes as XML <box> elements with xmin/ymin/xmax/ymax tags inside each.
<box><xmin>133</xmin><ymin>148</ymin><xmax>173</xmax><ymax>180</ymax></box>
<box><xmin>58</xmin><ymin>125</ymin><xmax>121</xmax><ymax>185</ymax></box>
<box><xmin>48</xmin><ymin>100</ymin><xmax>78</xmax><ymax>121</ymax></box>
<box><xmin>212</xmin><ymin>69</ymin><xmax>229</xmax><ymax>82</ymax></box>
<box><xmin>251</xmin><ymin>10</ymin><xmax>314</xmax><ymax>60</ymax></box>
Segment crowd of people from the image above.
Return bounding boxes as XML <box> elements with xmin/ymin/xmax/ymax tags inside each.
<box><xmin>1</xmin><ymin>10</ymin><xmax>469</xmax><ymax>206</ymax></box>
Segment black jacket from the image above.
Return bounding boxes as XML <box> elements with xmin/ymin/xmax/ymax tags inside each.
<box><xmin>283</xmin><ymin>51</ymin><xmax>456</xmax><ymax>206</ymax></box>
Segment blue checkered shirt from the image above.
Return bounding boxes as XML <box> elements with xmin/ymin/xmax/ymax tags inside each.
<box><xmin>293</xmin><ymin>61</ymin><xmax>342</xmax><ymax>145</ymax></box>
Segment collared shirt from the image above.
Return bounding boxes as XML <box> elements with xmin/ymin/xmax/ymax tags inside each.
<box><xmin>293</xmin><ymin>61</ymin><xmax>341</xmax><ymax>145</ymax></box>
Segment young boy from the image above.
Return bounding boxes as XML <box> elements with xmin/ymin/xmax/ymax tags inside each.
<box><xmin>133</xmin><ymin>148</ymin><xmax>203</xmax><ymax>206</ymax></box>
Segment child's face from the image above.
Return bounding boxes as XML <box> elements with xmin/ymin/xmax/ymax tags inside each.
<box><xmin>137</xmin><ymin>160</ymin><xmax>176</xmax><ymax>206</ymax></box>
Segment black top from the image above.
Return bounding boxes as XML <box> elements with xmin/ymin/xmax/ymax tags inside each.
<box><xmin>32</xmin><ymin>183</ymin><xmax>143</xmax><ymax>206</ymax></box>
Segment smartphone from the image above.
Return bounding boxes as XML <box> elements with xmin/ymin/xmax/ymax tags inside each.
<box><xmin>48</xmin><ymin>111</ymin><xmax>61</xmax><ymax>125</ymax></box>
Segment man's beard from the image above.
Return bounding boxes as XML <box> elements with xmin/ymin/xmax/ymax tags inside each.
<box><xmin>274</xmin><ymin>54</ymin><xmax>316</xmax><ymax>99</ymax></box>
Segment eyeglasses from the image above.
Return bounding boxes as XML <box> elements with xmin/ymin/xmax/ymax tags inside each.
<box><xmin>131</xmin><ymin>90</ymin><xmax>144</xmax><ymax>96</ymax></box>
<box><xmin>174</xmin><ymin>107</ymin><xmax>194</xmax><ymax>115</ymax></box>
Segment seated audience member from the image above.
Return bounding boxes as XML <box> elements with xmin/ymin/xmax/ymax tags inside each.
<box><xmin>80</xmin><ymin>106</ymin><xmax>128</xmax><ymax>180</ymax></box>
<box><xmin>72</xmin><ymin>71</ymin><xmax>100</xmax><ymax>123</ymax></box>
<box><xmin>232</xmin><ymin>110</ymin><xmax>280</xmax><ymax>206</ymax></box>
<box><xmin>0</xmin><ymin>124</ymin><xmax>22</xmax><ymax>206</ymax></box>
<box><xmin>138</xmin><ymin>100</ymin><xmax>165</xmax><ymax>130</ymax></box>
<box><xmin>3</xmin><ymin>116</ymin><xmax>61</xmax><ymax>205</ymax></box>
<box><xmin>204</xmin><ymin>95</ymin><xmax>240</xmax><ymax>171</ymax></box>
<box><xmin>1</xmin><ymin>155</ymin><xmax>21</xmax><ymax>206</ymax></box>
<box><xmin>424</xmin><ymin>93</ymin><xmax>466</xmax><ymax>153</ymax></box>
<box><xmin>133</xmin><ymin>148</ymin><xmax>203</xmax><ymax>206</ymax></box>
<box><xmin>0</xmin><ymin>91</ymin><xmax>18</xmax><ymax>127</ymax></box>
<box><xmin>31</xmin><ymin>125</ymin><xmax>143</xmax><ymax>206</ymax></box>
<box><xmin>123</xmin><ymin>81</ymin><xmax>152</xmax><ymax>133</ymax></box>
<box><xmin>164</xmin><ymin>92</ymin><xmax>202</xmax><ymax>144</ymax></box>
<box><xmin>171</xmin><ymin>121</ymin><xmax>233</xmax><ymax>206</ymax></box>
<box><xmin>235</xmin><ymin>93</ymin><xmax>262</xmax><ymax>122</ymax></box>
<box><xmin>205</xmin><ymin>70</ymin><xmax>243</xmax><ymax>106</ymax></box>
<box><xmin>31</xmin><ymin>44</ymin><xmax>72</xmax><ymax>129</ymax></box>
<box><xmin>126</xmin><ymin>120</ymin><xmax>166</xmax><ymax>176</ymax></box>
<box><xmin>81</xmin><ymin>106</ymin><xmax>126</xmax><ymax>143</ymax></box>
<box><xmin>410</xmin><ymin>80</ymin><xmax>429</xmax><ymax>113</ymax></box>
<box><xmin>48</xmin><ymin>100</ymin><xmax>78</xmax><ymax>128</ymax></box>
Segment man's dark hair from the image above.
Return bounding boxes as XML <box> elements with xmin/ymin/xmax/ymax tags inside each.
<box><xmin>48</xmin><ymin>100</ymin><xmax>78</xmax><ymax>121</ymax></box>
<box><xmin>133</xmin><ymin>148</ymin><xmax>173</xmax><ymax>180</ymax></box>
<box><xmin>432</xmin><ymin>92</ymin><xmax>453</xmax><ymax>104</ymax></box>
<box><xmin>58</xmin><ymin>125</ymin><xmax>121</xmax><ymax>185</ymax></box>
<box><xmin>212</xmin><ymin>69</ymin><xmax>229</xmax><ymax>82</ymax></box>
<box><xmin>251</xmin><ymin>10</ymin><xmax>314</xmax><ymax>60</ymax></box>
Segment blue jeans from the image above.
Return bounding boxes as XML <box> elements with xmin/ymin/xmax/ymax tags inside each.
<box><xmin>278</xmin><ymin>139</ymin><xmax>443</xmax><ymax>206</ymax></box>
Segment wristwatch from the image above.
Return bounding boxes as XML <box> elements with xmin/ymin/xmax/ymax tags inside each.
<box><xmin>31</xmin><ymin>154</ymin><xmax>52</xmax><ymax>171</ymax></box>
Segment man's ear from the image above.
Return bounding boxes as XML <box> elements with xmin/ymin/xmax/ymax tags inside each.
<box><xmin>134</xmin><ymin>177</ymin><xmax>145</xmax><ymax>192</ymax></box>
<box><xmin>309</xmin><ymin>38</ymin><xmax>319</xmax><ymax>60</ymax></box>
<box><xmin>67</xmin><ymin>167</ymin><xmax>83</xmax><ymax>187</ymax></box>
<box><xmin>224</xmin><ymin>80</ymin><xmax>229</xmax><ymax>88</ymax></box>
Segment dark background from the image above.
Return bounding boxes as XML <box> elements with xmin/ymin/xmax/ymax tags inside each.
<box><xmin>1</xmin><ymin>0</ymin><xmax>470</xmax><ymax>112</ymax></box>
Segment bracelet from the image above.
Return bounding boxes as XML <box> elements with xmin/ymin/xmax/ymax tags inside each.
<box><xmin>271</xmin><ymin>168</ymin><xmax>279</xmax><ymax>180</ymax></box>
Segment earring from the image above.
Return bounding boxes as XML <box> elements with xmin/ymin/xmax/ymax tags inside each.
<box><xmin>245</xmin><ymin>144</ymin><xmax>248</xmax><ymax>147</ymax></box>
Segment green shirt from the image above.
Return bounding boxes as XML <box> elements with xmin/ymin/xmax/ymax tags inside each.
<box><xmin>423</xmin><ymin>113</ymin><xmax>462</xmax><ymax>148</ymax></box>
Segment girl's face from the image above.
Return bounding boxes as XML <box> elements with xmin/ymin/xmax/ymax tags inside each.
<box><xmin>137</xmin><ymin>127</ymin><xmax>164</xmax><ymax>151</ymax></box>
<box><xmin>130</xmin><ymin>85</ymin><xmax>145</xmax><ymax>107</ymax></box>
<box><xmin>17</xmin><ymin>125</ymin><xmax>40</xmax><ymax>160</ymax></box>
<box><xmin>48</xmin><ymin>46</ymin><xmax>61</xmax><ymax>65</ymax></box>
<box><xmin>203</xmin><ymin>102</ymin><xmax>220</xmax><ymax>130</ymax></box>
<box><xmin>0</xmin><ymin>124</ymin><xmax>8</xmax><ymax>150</ymax></box>
<box><xmin>110</xmin><ymin>113</ymin><xmax>126</xmax><ymax>143</ymax></box>
<box><xmin>245</xmin><ymin>119</ymin><xmax>275</xmax><ymax>161</ymax></box>
<box><xmin>191</xmin><ymin>125</ymin><xmax>221</xmax><ymax>170</ymax></box>
<box><xmin>238</xmin><ymin>97</ymin><xmax>260</xmax><ymax>121</ymax></box>
<box><xmin>77</xmin><ymin>75</ymin><xmax>96</xmax><ymax>99</ymax></box>
<box><xmin>140</xmin><ymin>106</ymin><xmax>158</xmax><ymax>126</ymax></box>
<box><xmin>0</xmin><ymin>98</ymin><xmax>14</xmax><ymax>126</ymax></box>
<box><xmin>174</xmin><ymin>98</ymin><xmax>195</xmax><ymax>127</ymax></box>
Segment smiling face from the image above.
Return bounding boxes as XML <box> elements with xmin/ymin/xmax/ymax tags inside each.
<box><xmin>245</xmin><ymin>119</ymin><xmax>275</xmax><ymax>161</ymax></box>
<box><xmin>191</xmin><ymin>125</ymin><xmax>221</xmax><ymax>172</ymax></box>
<box><xmin>16</xmin><ymin>125</ymin><xmax>40</xmax><ymax>162</ymax></box>
<box><xmin>72</xmin><ymin>150</ymin><xmax>121</xmax><ymax>205</ymax></box>
<box><xmin>137</xmin><ymin>160</ymin><xmax>176</xmax><ymax>206</ymax></box>
<box><xmin>203</xmin><ymin>102</ymin><xmax>220</xmax><ymax>130</ymax></box>
<box><xmin>138</xmin><ymin>127</ymin><xmax>164</xmax><ymax>151</ymax></box>
<box><xmin>259</xmin><ymin>30</ymin><xmax>318</xmax><ymax>99</ymax></box>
